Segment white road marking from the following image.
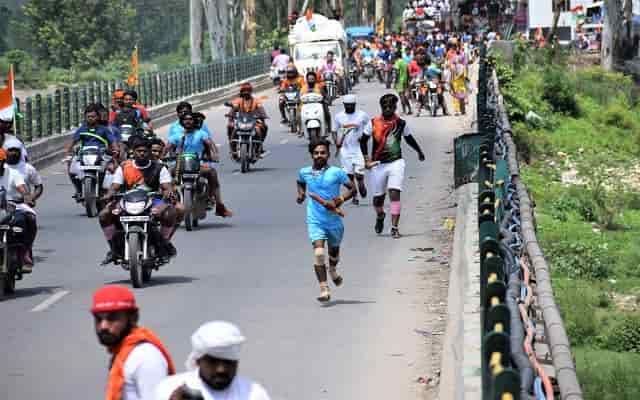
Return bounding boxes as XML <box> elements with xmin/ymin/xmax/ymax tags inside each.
<box><xmin>232</xmin><ymin>171</ymin><xmax>241</xmax><ymax>175</ymax></box>
<box><xmin>280</xmin><ymin>139</ymin><xmax>289</xmax><ymax>145</ymax></box>
<box><xmin>30</xmin><ymin>290</ymin><xmax>70</xmax><ymax>312</ymax></box>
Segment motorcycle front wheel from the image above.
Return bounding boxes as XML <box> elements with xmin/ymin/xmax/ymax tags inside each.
<box><xmin>183</xmin><ymin>187</ymin><xmax>194</xmax><ymax>231</ymax></box>
<box><xmin>240</xmin><ymin>142</ymin><xmax>250</xmax><ymax>174</ymax></box>
<box><xmin>129</xmin><ymin>234</ymin><xmax>144</xmax><ymax>288</ymax></box>
<box><xmin>83</xmin><ymin>177</ymin><xmax>98</xmax><ymax>218</ymax></box>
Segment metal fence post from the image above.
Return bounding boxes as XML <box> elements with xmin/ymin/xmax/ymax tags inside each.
<box><xmin>54</xmin><ymin>89</ymin><xmax>62</xmax><ymax>134</ymax></box>
<box><xmin>88</xmin><ymin>83</ymin><xmax>95</xmax><ymax>105</ymax></box>
<box><xmin>24</xmin><ymin>97</ymin><xmax>33</xmax><ymax>142</ymax></box>
<box><xmin>80</xmin><ymin>86</ymin><xmax>88</xmax><ymax>116</ymax></box>
<box><xmin>34</xmin><ymin>94</ymin><xmax>42</xmax><ymax>139</ymax></box>
<box><xmin>45</xmin><ymin>94</ymin><xmax>53</xmax><ymax>136</ymax></box>
<box><xmin>63</xmin><ymin>87</ymin><xmax>71</xmax><ymax>131</ymax></box>
<box><xmin>72</xmin><ymin>87</ymin><xmax>80</xmax><ymax>127</ymax></box>
<box><xmin>14</xmin><ymin>98</ymin><xmax>22</xmax><ymax>139</ymax></box>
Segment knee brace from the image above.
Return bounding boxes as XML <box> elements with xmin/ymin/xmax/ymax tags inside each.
<box><xmin>314</xmin><ymin>247</ymin><xmax>325</xmax><ymax>266</ymax></box>
<box><xmin>390</xmin><ymin>201</ymin><xmax>401</xmax><ymax>216</ymax></box>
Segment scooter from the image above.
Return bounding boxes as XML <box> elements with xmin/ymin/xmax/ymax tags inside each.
<box><xmin>300</xmin><ymin>93</ymin><xmax>328</xmax><ymax>143</ymax></box>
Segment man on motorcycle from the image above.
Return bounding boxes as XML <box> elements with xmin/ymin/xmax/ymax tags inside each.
<box><xmin>301</xmin><ymin>71</ymin><xmax>331</xmax><ymax>132</ymax></box>
<box><xmin>0</xmin><ymin>149</ymin><xmax>34</xmax><ymax>272</ymax></box>
<box><xmin>227</xmin><ymin>83</ymin><xmax>268</xmax><ymax>160</ymax></box>
<box><xmin>6</xmin><ymin>144</ymin><xmax>41</xmax><ymax>273</ymax></box>
<box><xmin>150</xmin><ymin>137</ymin><xmax>166</xmax><ymax>162</ymax></box>
<box><xmin>319</xmin><ymin>51</ymin><xmax>344</xmax><ymax>95</ymax></box>
<box><xmin>425</xmin><ymin>56</ymin><xmax>449</xmax><ymax>116</ymax></box>
<box><xmin>109</xmin><ymin>90</ymin><xmax>146</xmax><ymax>131</ymax></box>
<box><xmin>278</xmin><ymin>65</ymin><xmax>305</xmax><ymax>124</ymax></box>
<box><xmin>100</xmin><ymin>136</ymin><xmax>184</xmax><ymax>264</ymax></box>
<box><xmin>167</xmin><ymin>112</ymin><xmax>233</xmax><ymax>218</ymax></box>
<box><xmin>65</xmin><ymin>104</ymin><xmax>118</xmax><ymax>200</ymax></box>
<box><xmin>169</xmin><ymin>102</ymin><xmax>212</xmax><ymax>141</ymax></box>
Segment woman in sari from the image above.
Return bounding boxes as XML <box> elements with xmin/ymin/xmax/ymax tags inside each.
<box><xmin>450</xmin><ymin>56</ymin><xmax>467</xmax><ymax>116</ymax></box>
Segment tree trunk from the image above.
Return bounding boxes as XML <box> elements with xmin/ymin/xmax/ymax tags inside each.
<box><xmin>190</xmin><ymin>0</ymin><xmax>204</xmax><ymax>64</ymax></box>
<box><xmin>546</xmin><ymin>0</ymin><xmax>561</xmax><ymax>42</ymax></box>
<box><xmin>203</xmin><ymin>0</ymin><xmax>230</xmax><ymax>61</ymax></box>
<box><xmin>362</xmin><ymin>0</ymin><xmax>368</xmax><ymax>25</ymax></box>
<box><xmin>245</xmin><ymin>0</ymin><xmax>256</xmax><ymax>51</ymax></box>
<box><xmin>602</xmin><ymin>0</ymin><xmax>623</xmax><ymax>70</ymax></box>
<box><xmin>375</xmin><ymin>0</ymin><xmax>384</xmax><ymax>28</ymax></box>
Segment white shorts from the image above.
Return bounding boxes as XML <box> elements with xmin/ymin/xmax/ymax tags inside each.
<box><xmin>340</xmin><ymin>152</ymin><xmax>365</xmax><ymax>175</ymax></box>
<box><xmin>370</xmin><ymin>159</ymin><xmax>406</xmax><ymax>196</ymax></box>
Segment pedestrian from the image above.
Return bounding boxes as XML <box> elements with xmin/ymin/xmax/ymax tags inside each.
<box><xmin>91</xmin><ymin>285</ymin><xmax>175</xmax><ymax>400</ymax></box>
<box><xmin>155</xmin><ymin>321</ymin><xmax>271</xmax><ymax>400</ymax></box>
<box><xmin>392</xmin><ymin>52</ymin><xmax>413</xmax><ymax>115</ymax></box>
<box><xmin>361</xmin><ymin>94</ymin><xmax>425</xmax><ymax>239</ymax></box>
<box><xmin>296</xmin><ymin>139</ymin><xmax>356</xmax><ymax>302</ymax></box>
<box><xmin>450</xmin><ymin>56</ymin><xmax>467</xmax><ymax>116</ymax></box>
<box><xmin>332</xmin><ymin>95</ymin><xmax>371</xmax><ymax>205</ymax></box>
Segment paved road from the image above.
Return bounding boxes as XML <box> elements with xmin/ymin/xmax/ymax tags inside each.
<box><xmin>0</xmin><ymin>82</ymin><xmax>464</xmax><ymax>400</ymax></box>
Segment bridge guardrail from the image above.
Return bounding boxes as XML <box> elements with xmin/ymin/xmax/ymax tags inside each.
<box><xmin>12</xmin><ymin>53</ymin><xmax>271</xmax><ymax>143</ymax></box>
<box><xmin>471</xmin><ymin>45</ymin><xmax>583</xmax><ymax>400</ymax></box>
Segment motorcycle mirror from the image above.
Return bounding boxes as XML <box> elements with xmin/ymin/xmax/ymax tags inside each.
<box><xmin>223</xmin><ymin>102</ymin><xmax>233</xmax><ymax>107</ymax></box>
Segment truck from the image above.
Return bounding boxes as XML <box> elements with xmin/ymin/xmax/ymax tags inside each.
<box><xmin>288</xmin><ymin>12</ymin><xmax>348</xmax><ymax>77</ymax></box>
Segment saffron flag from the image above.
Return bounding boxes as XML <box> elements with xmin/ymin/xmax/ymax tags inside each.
<box><xmin>0</xmin><ymin>65</ymin><xmax>15</xmax><ymax>121</ymax></box>
<box><xmin>377</xmin><ymin>17</ymin><xmax>385</xmax><ymax>36</ymax></box>
<box><xmin>126</xmin><ymin>46</ymin><xmax>139</xmax><ymax>87</ymax></box>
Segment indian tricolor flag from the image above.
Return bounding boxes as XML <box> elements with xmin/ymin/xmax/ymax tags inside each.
<box><xmin>0</xmin><ymin>65</ymin><xmax>15</xmax><ymax>121</ymax></box>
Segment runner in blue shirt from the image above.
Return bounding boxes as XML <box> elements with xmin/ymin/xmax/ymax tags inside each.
<box><xmin>297</xmin><ymin>139</ymin><xmax>355</xmax><ymax>302</ymax></box>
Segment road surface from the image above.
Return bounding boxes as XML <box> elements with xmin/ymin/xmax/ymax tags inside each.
<box><xmin>0</xmin><ymin>81</ymin><xmax>466</xmax><ymax>400</ymax></box>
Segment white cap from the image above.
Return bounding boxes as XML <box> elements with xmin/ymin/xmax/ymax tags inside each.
<box><xmin>343</xmin><ymin>95</ymin><xmax>357</xmax><ymax>104</ymax></box>
<box><xmin>185</xmin><ymin>321</ymin><xmax>246</xmax><ymax>370</ymax></box>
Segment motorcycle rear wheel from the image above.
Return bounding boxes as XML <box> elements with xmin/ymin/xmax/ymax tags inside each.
<box><xmin>83</xmin><ymin>177</ymin><xmax>98</xmax><ymax>218</ymax></box>
<box><xmin>129</xmin><ymin>234</ymin><xmax>144</xmax><ymax>288</ymax></box>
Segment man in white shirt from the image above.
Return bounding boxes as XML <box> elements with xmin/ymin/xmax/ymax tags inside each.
<box><xmin>332</xmin><ymin>95</ymin><xmax>371</xmax><ymax>205</ymax></box>
<box><xmin>91</xmin><ymin>285</ymin><xmax>175</xmax><ymax>400</ymax></box>
<box><xmin>155</xmin><ymin>321</ymin><xmax>271</xmax><ymax>400</ymax></box>
<box><xmin>271</xmin><ymin>49</ymin><xmax>291</xmax><ymax>72</ymax></box>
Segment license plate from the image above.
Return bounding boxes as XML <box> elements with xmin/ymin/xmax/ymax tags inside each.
<box><xmin>182</xmin><ymin>173</ymin><xmax>200</xmax><ymax>179</ymax></box>
<box><xmin>80</xmin><ymin>166</ymin><xmax>101</xmax><ymax>170</ymax></box>
<box><xmin>120</xmin><ymin>216</ymin><xmax>150</xmax><ymax>222</ymax></box>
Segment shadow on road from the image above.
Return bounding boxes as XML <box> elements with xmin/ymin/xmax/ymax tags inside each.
<box><xmin>181</xmin><ymin>222</ymin><xmax>234</xmax><ymax>231</ymax></box>
<box><xmin>0</xmin><ymin>285</ymin><xmax>62</xmax><ymax>302</ymax></box>
<box><xmin>107</xmin><ymin>275</ymin><xmax>198</xmax><ymax>287</ymax></box>
<box><xmin>321</xmin><ymin>299</ymin><xmax>376</xmax><ymax>308</ymax></box>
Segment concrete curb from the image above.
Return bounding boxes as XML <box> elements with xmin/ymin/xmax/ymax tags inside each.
<box><xmin>438</xmin><ymin>183</ymin><xmax>481</xmax><ymax>400</ymax></box>
<box><xmin>27</xmin><ymin>74</ymin><xmax>271</xmax><ymax>170</ymax></box>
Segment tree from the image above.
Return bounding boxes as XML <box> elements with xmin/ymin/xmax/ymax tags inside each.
<box><xmin>21</xmin><ymin>0</ymin><xmax>136</xmax><ymax>68</ymax></box>
<box><xmin>602</xmin><ymin>0</ymin><xmax>633</xmax><ymax>70</ymax></box>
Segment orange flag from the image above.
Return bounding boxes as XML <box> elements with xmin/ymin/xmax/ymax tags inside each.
<box><xmin>305</xmin><ymin>8</ymin><xmax>313</xmax><ymax>21</ymax></box>
<box><xmin>126</xmin><ymin>46</ymin><xmax>139</xmax><ymax>87</ymax></box>
<box><xmin>0</xmin><ymin>65</ymin><xmax>15</xmax><ymax>121</ymax></box>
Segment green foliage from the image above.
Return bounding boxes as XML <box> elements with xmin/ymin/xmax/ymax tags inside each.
<box><xmin>575</xmin><ymin>347</ymin><xmax>640</xmax><ymax>400</ymax></box>
<box><xmin>0</xmin><ymin>50</ymin><xmax>45</xmax><ymax>88</ymax></box>
<box><xmin>21</xmin><ymin>0</ymin><xmax>136</xmax><ymax>68</ymax></box>
<box><xmin>541</xmin><ymin>66</ymin><xmax>579</xmax><ymax>117</ymax></box>
<box><xmin>256</xmin><ymin>28</ymin><xmax>289</xmax><ymax>52</ymax></box>
<box><xmin>547</xmin><ymin>237</ymin><xmax>612</xmax><ymax>279</ymax></box>
<box><xmin>603</xmin><ymin>315</ymin><xmax>640</xmax><ymax>353</ymax></box>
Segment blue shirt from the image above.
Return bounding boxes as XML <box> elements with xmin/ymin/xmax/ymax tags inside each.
<box><xmin>360</xmin><ymin>49</ymin><xmax>374</xmax><ymax>59</ymax></box>
<box><xmin>168</xmin><ymin>120</ymin><xmax>212</xmax><ymax>143</ymax></box>
<box><xmin>298</xmin><ymin>166</ymin><xmax>349</xmax><ymax>227</ymax></box>
<box><xmin>168</xmin><ymin>128</ymin><xmax>209</xmax><ymax>157</ymax></box>
<box><xmin>73</xmin><ymin>125</ymin><xmax>116</xmax><ymax>148</ymax></box>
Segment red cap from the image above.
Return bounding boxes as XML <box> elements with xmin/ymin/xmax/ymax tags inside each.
<box><xmin>91</xmin><ymin>285</ymin><xmax>138</xmax><ymax>314</ymax></box>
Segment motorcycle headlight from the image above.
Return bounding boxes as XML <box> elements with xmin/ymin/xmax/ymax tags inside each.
<box><xmin>82</xmin><ymin>154</ymin><xmax>98</xmax><ymax>165</ymax></box>
<box><xmin>124</xmin><ymin>201</ymin><xmax>147</xmax><ymax>215</ymax></box>
<box><xmin>238</xmin><ymin>122</ymin><xmax>253</xmax><ymax>130</ymax></box>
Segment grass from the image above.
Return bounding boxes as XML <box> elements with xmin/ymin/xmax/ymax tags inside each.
<box><xmin>494</xmin><ymin>45</ymin><xmax>640</xmax><ymax>398</ymax></box>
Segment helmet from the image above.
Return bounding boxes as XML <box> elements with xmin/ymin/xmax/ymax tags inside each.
<box><xmin>285</xmin><ymin>64</ymin><xmax>298</xmax><ymax>79</ymax></box>
<box><xmin>239</xmin><ymin>82</ymin><xmax>253</xmax><ymax>94</ymax></box>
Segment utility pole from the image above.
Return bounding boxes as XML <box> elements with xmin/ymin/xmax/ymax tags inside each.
<box><xmin>245</xmin><ymin>0</ymin><xmax>256</xmax><ymax>51</ymax></box>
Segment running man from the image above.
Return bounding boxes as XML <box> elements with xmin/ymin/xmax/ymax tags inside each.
<box><xmin>332</xmin><ymin>95</ymin><xmax>371</xmax><ymax>205</ymax></box>
<box><xmin>361</xmin><ymin>94</ymin><xmax>425</xmax><ymax>239</ymax></box>
<box><xmin>297</xmin><ymin>140</ymin><xmax>356</xmax><ymax>302</ymax></box>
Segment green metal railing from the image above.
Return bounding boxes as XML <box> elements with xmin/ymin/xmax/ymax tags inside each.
<box><xmin>13</xmin><ymin>53</ymin><xmax>270</xmax><ymax>143</ymax></box>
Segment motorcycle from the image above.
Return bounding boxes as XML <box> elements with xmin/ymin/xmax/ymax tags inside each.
<box><xmin>300</xmin><ymin>93</ymin><xmax>328</xmax><ymax>143</ymax></box>
<box><xmin>283</xmin><ymin>85</ymin><xmax>300</xmax><ymax>134</ymax></box>
<box><xmin>226</xmin><ymin>106</ymin><xmax>262</xmax><ymax>174</ymax></box>
<box><xmin>375</xmin><ymin>59</ymin><xmax>385</xmax><ymax>84</ymax></box>
<box><xmin>322</xmin><ymin>71</ymin><xmax>337</xmax><ymax>106</ymax></box>
<box><xmin>112</xmin><ymin>188</ymin><xmax>169</xmax><ymax>288</ymax></box>
<box><xmin>270</xmin><ymin>66</ymin><xmax>286</xmax><ymax>86</ymax></box>
<box><xmin>78</xmin><ymin>145</ymin><xmax>110</xmax><ymax>217</ymax></box>
<box><xmin>174</xmin><ymin>153</ymin><xmax>210</xmax><ymax>231</ymax></box>
<box><xmin>427</xmin><ymin>79</ymin><xmax>441</xmax><ymax>117</ymax></box>
<box><xmin>362</xmin><ymin>57</ymin><xmax>375</xmax><ymax>82</ymax></box>
<box><xmin>0</xmin><ymin>191</ymin><xmax>29</xmax><ymax>296</ymax></box>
